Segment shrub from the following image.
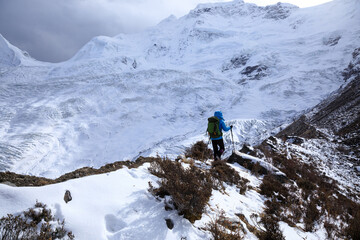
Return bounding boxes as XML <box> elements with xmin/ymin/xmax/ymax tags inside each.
<box><xmin>260</xmin><ymin>175</ymin><xmax>289</xmax><ymax>202</ymax></box>
<box><xmin>205</xmin><ymin>210</ymin><xmax>244</xmax><ymax>240</ymax></box>
<box><xmin>346</xmin><ymin>208</ymin><xmax>360</xmax><ymax>240</ymax></box>
<box><xmin>148</xmin><ymin>158</ymin><xmax>213</xmax><ymax>223</ymax></box>
<box><xmin>0</xmin><ymin>202</ymin><xmax>74</xmax><ymax>240</ymax></box>
<box><xmin>324</xmin><ymin>220</ymin><xmax>336</xmax><ymax>240</ymax></box>
<box><xmin>258</xmin><ymin>215</ymin><xmax>285</xmax><ymax>240</ymax></box>
<box><xmin>184</xmin><ymin>141</ymin><xmax>213</xmax><ymax>161</ymax></box>
<box><xmin>210</xmin><ymin>160</ymin><xmax>248</xmax><ymax>192</ymax></box>
<box><xmin>304</xmin><ymin>200</ymin><xmax>320</xmax><ymax>232</ymax></box>
<box><xmin>250</xmin><ymin>162</ymin><xmax>263</xmax><ymax>176</ymax></box>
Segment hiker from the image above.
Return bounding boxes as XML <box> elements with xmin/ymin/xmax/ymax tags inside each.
<box><xmin>207</xmin><ymin>111</ymin><xmax>233</xmax><ymax>161</ymax></box>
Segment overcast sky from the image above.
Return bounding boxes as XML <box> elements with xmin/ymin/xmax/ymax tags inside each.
<box><xmin>0</xmin><ymin>0</ymin><xmax>332</xmax><ymax>63</ymax></box>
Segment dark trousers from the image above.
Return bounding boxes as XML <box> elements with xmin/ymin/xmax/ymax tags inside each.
<box><xmin>212</xmin><ymin>138</ymin><xmax>225</xmax><ymax>160</ymax></box>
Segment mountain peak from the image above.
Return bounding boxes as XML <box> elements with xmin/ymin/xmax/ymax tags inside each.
<box><xmin>0</xmin><ymin>34</ymin><xmax>32</xmax><ymax>67</ymax></box>
<box><xmin>187</xmin><ymin>0</ymin><xmax>298</xmax><ymax>20</ymax></box>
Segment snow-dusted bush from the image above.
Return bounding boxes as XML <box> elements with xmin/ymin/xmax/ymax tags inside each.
<box><xmin>205</xmin><ymin>209</ymin><xmax>244</xmax><ymax>240</ymax></box>
<box><xmin>210</xmin><ymin>160</ymin><xmax>249</xmax><ymax>193</ymax></box>
<box><xmin>184</xmin><ymin>140</ymin><xmax>213</xmax><ymax>161</ymax></box>
<box><xmin>258</xmin><ymin>215</ymin><xmax>285</xmax><ymax>240</ymax></box>
<box><xmin>0</xmin><ymin>202</ymin><xmax>74</xmax><ymax>240</ymax></box>
<box><xmin>148</xmin><ymin>158</ymin><xmax>213</xmax><ymax>223</ymax></box>
<box><xmin>346</xmin><ymin>209</ymin><xmax>360</xmax><ymax>240</ymax></box>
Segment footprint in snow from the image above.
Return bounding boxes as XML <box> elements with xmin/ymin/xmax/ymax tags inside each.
<box><xmin>105</xmin><ymin>214</ymin><xmax>127</xmax><ymax>233</ymax></box>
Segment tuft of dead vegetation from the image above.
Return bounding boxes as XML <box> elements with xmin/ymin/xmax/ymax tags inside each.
<box><xmin>346</xmin><ymin>208</ymin><xmax>360</xmax><ymax>240</ymax></box>
<box><xmin>148</xmin><ymin>141</ymin><xmax>249</xmax><ymax>224</ymax></box>
<box><xmin>210</xmin><ymin>160</ymin><xmax>249</xmax><ymax>193</ymax></box>
<box><xmin>0</xmin><ymin>202</ymin><xmax>74</xmax><ymax>240</ymax></box>
<box><xmin>204</xmin><ymin>209</ymin><xmax>245</xmax><ymax>240</ymax></box>
<box><xmin>184</xmin><ymin>141</ymin><xmax>213</xmax><ymax>161</ymax></box>
<box><xmin>257</xmin><ymin>215</ymin><xmax>285</xmax><ymax>240</ymax></box>
<box><xmin>148</xmin><ymin>158</ymin><xmax>213</xmax><ymax>223</ymax></box>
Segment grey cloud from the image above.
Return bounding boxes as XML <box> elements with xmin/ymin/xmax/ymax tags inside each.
<box><xmin>0</xmin><ymin>0</ymin><xmax>229</xmax><ymax>63</ymax></box>
<box><xmin>0</xmin><ymin>0</ymin><xmax>131</xmax><ymax>62</ymax></box>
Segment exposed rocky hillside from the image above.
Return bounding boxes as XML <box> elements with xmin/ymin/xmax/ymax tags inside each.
<box><xmin>278</xmin><ymin>48</ymin><xmax>360</xmax><ymax>140</ymax></box>
<box><xmin>270</xmin><ymin>48</ymin><xmax>360</xmax><ymax>194</ymax></box>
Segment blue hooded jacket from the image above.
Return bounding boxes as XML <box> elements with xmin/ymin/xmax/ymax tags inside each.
<box><xmin>211</xmin><ymin>111</ymin><xmax>231</xmax><ymax>140</ymax></box>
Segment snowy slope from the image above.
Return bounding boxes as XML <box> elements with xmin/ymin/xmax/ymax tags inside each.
<box><xmin>0</xmin><ymin>161</ymin><xmax>329</xmax><ymax>240</ymax></box>
<box><xmin>0</xmin><ymin>0</ymin><xmax>359</xmax><ymax>177</ymax></box>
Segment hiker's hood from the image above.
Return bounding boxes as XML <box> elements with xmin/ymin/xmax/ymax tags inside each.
<box><xmin>214</xmin><ymin>111</ymin><xmax>224</xmax><ymax>121</ymax></box>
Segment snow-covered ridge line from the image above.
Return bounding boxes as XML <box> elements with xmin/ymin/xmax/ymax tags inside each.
<box><xmin>0</xmin><ymin>34</ymin><xmax>30</xmax><ymax>67</ymax></box>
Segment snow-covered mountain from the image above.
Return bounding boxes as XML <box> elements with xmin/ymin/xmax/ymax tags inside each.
<box><xmin>0</xmin><ymin>0</ymin><xmax>359</xmax><ymax>178</ymax></box>
<box><xmin>0</xmin><ymin>34</ymin><xmax>34</xmax><ymax>67</ymax></box>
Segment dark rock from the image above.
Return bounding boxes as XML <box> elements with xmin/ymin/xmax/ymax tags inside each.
<box><xmin>323</xmin><ymin>36</ymin><xmax>341</xmax><ymax>46</ymax></box>
<box><xmin>64</xmin><ymin>190</ymin><xmax>72</xmax><ymax>203</ymax></box>
<box><xmin>132</xmin><ymin>60</ymin><xmax>137</xmax><ymax>69</ymax></box>
<box><xmin>165</xmin><ymin>218</ymin><xmax>174</xmax><ymax>230</ymax></box>
<box><xmin>240</xmin><ymin>143</ymin><xmax>256</xmax><ymax>156</ymax></box>
<box><xmin>121</xmin><ymin>57</ymin><xmax>128</xmax><ymax>64</ymax></box>
<box><xmin>222</xmin><ymin>54</ymin><xmax>250</xmax><ymax>72</ymax></box>
<box><xmin>202</xmin><ymin>8</ymin><xmax>212</xmax><ymax>13</ymax></box>
<box><xmin>264</xmin><ymin>3</ymin><xmax>297</xmax><ymax>20</ymax></box>
<box><xmin>285</xmin><ymin>136</ymin><xmax>304</xmax><ymax>145</ymax></box>
<box><xmin>165</xmin><ymin>205</ymin><xmax>173</xmax><ymax>211</ymax></box>
<box><xmin>227</xmin><ymin>152</ymin><xmax>268</xmax><ymax>175</ymax></box>
<box><xmin>241</xmin><ymin>65</ymin><xmax>268</xmax><ymax>80</ymax></box>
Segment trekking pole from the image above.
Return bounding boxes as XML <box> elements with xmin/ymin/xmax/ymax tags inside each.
<box><xmin>230</xmin><ymin>127</ymin><xmax>235</xmax><ymax>153</ymax></box>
